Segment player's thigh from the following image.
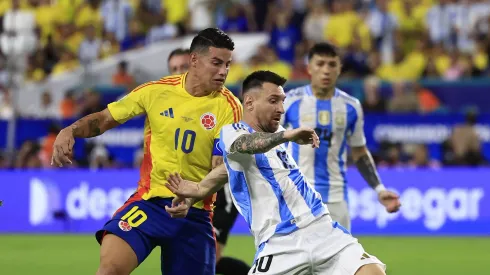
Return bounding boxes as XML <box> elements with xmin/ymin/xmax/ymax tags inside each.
<box><xmin>161</xmin><ymin>209</ymin><xmax>216</xmax><ymax>275</ymax></box>
<box><xmin>319</xmin><ymin>243</ymin><xmax>386</xmax><ymax>275</ymax></box>
<box><xmin>95</xmin><ymin>199</ymin><xmax>165</xmax><ymax>266</ymax></box>
<box><xmin>327</xmin><ymin>201</ymin><xmax>351</xmax><ymax>231</ymax></box>
<box><xmin>249</xmin><ymin>235</ymin><xmax>310</xmax><ymax>275</ymax></box>
<box><xmin>96</xmin><ymin>234</ymin><xmax>139</xmax><ymax>275</ymax></box>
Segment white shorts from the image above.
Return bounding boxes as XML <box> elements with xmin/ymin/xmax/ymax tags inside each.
<box><xmin>249</xmin><ymin>215</ymin><xmax>385</xmax><ymax>275</ymax></box>
<box><xmin>326</xmin><ymin>201</ymin><xmax>351</xmax><ymax>231</ymax></box>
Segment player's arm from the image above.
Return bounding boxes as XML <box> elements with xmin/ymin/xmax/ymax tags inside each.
<box><xmin>348</xmin><ymin>103</ymin><xmax>401</xmax><ymax>213</ymax></box>
<box><xmin>52</xmin><ymin>85</ymin><xmax>152</xmax><ymax>167</ymax></box>
<box><xmin>166</xmin><ymin>164</ymin><xmax>229</xmax><ymax>200</ymax></box>
<box><xmin>229</xmin><ymin>127</ymin><xmax>319</xmax><ymax>155</ymax></box>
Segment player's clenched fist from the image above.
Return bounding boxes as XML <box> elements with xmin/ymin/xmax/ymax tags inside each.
<box><xmin>284</xmin><ymin>127</ymin><xmax>320</xmax><ymax>148</ymax></box>
<box><xmin>51</xmin><ymin>129</ymin><xmax>75</xmax><ymax>167</ymax></box>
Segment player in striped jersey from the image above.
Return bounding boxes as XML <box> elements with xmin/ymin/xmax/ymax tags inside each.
<box><xmin>51</xmin><ymin>28</ymin><xmax>242</xmax><ymax>275</ymax></box>
<box><xmin>282</xmin><ymin>43</ymin><xmax>401</xmax><ymax>230</ymax></box>
<box><xmin>165</xmin><ymin>71</ymin><xmax>388</xmax><ymax>275</ymax></box>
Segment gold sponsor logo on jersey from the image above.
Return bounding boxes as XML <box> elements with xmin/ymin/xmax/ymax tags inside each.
<box><xmin>318</xmin><ymin>111</ymin><xmax>330</xmax><ymax>126</ymax></box>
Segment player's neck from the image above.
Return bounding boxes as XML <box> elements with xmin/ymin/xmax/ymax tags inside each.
<box><xmin>312</xmin><ymin>85</ymin><xmax>335</xmax><ymax>100</ymax></box>
<box><xmin>184</xmin><ymin>72</ymin><xmax>214</xmax><ymax>97</ymax></box>
<box><xmin>242</xmin><ymin>113</ymin><xmax>264</xmax><ymax>132</ymax></box>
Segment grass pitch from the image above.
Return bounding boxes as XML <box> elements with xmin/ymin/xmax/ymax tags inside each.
<box><xmin>0</xmin><ymin>235</ymin><xmax>488</xmax><ymax>275</ymax></box>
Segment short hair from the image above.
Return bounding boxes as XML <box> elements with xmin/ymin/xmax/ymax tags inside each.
<box><xmin>242</xmin><ymin>70</ymin><xmax>287</xmax><ymax>95</ymax></box>
<box><xmin>308</xmin><ymin>42</ymin><xmax>339</xmax><ymax>60</ymax></box>
<box><xmin>189</xmin><ymin>28</ymin><xmax>234</xmax><ymax>54</ymax></box>
<box><xmin>167</xmin><ymin>48</ymin><xmax>190</xmax><ymax>62</ymax></box>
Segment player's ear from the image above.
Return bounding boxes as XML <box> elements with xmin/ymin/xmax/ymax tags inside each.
<box><xmin>190</xmin><ymin>52</ymin><xmax>199</xmax><ymax>68</ymax></box>
<box><xmin>244</xmin><ymin>94</ymin><xmax>254</xmax><ymax>111</ymax></box>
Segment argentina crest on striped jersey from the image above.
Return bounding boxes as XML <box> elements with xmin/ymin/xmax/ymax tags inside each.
<box><xmin>282</xmin><ymin>85</ymin><xmax>367</xmax><ymax>204</ymax></box>
<box><xmin>219</xmin><ymin>122</ymin><xmax>328</xmax><ymax>247</ymax></box>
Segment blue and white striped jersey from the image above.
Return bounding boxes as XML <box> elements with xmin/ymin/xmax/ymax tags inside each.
<box><xmin>282</xmin><ymin>85</ymin><xmax>366</xmax><ymax>203</ymax></box>
<box><xmin>219</xmin><ymin>122</ymin><xmax>328</xmax><ymax>247</ymax></box>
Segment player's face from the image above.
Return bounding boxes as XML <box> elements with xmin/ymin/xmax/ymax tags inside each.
<box><xmin>168</xmin><ymin>54</ymin><xmax>190</xmax><ymax>75</ymax></box>
<box><xmin>253</xmin><ymin>83</ymin><xmax>286</xmax><ymax>133</ymax></box>
<box><xmin>308</xmin><ymin>54</ymin><xmax>341</xmax><ymax>90</ymax></box>
<box><xmin>194</xmin><ymin>47</ymin><xmax>232</xmax><ymax>91</ymax></box>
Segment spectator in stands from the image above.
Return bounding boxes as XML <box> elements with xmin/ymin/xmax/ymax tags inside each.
<box><xmin>37</xmin><ymin>90</ymin><xmax>59</xmax><ymax>119</ymax></box>
<box><xmin>112</xmin><ymin>60</ymin><xmax>135</xmax><ymax>89</ymax></box>
<box><xmin>378</xmin><ymin>142</ymin><xmax>404</xmax><ymax>167</ymax></box>
<box><xmin>415</xmin><ymin>84</ymin><xmax>441</xmax><ymax>114</ymax></box>
<box><xmin>408</xmin><ymin>144</ymin><xmax>441</xmax><ymax>169</ymax></box>
<box><xmin>146</xmin><ymin>15</ymin><xmax>178</xmax><ymax>45</ymax></box>
<box><xmin>342</xmin><ymin>35</ymin><xmax>372</xmax><ymax>78</ymax></box>
<box><xmin>188</xmin><ymin>0</ymin><xmax>215</xmax><ymax>33</ymax></box>
<box><xmin>79</xmin><ymin>90</ymin><xmax>104</xmax><ymax>117</ymax></box>
<box><xmin>0</xmin><ymin>89</ymin><xmax>14</xmax><ymax>120</ymax></box>
<box><xmin>426</xmin><ymin>0</ymin><xmax>457</xmax><ymax>50</ymax></box>
<box><xmin>75</xmin><ymin>0</ymin><xmax>103</xmax><ymax>32</ymax></box>
<box><xmin>290</xmin><ymin>56</ymin><xmax>309</xmax><ymax>81</ymax></box>
<box><xmin>219</xmin><ymin>3</ymin><xmax>249</xmax><ymax>33</ymax></box>
<box><xmin>0</xmin><ymin>152</ymin><xmax>9</xmax><ymax>168</ymax></box>
<box><xmin>442</xmin><ymin>110</ymin><xmax>487</xmax><ymax>166</ymax></box>
<box><xmin>120</xmin><ymin>20</ymin><xmax>146</xmax><ymax>51</ymax></box>
<box><xmin>387</xmin><ymin>81</ymin><xmax>419</xmax><ymax>113</ymax></box>
<box><xmin>60</xmin><ymin>89</ymin><xmax>77</xmax><ymax>119</ymax></box>
<box><xmin>367</xmin><ymin>0</ymin><xmax>398</xmax><ymax>65</ymax></box>
<box><xmin>362</xmin><ymin>76</ymin><xmax>386</xmax><ymax>113</ymax></box>
<box><xmin>101</xmin><ymin>0</ymin><xmax>133</xmax><ymax>42</ymax></box>
<box><xmin>15</xmin><ymin>140</ymin><xmax>42</xmax><ymax>169</ymax></box>
<box><xmin>51</xmin><ymin>49</ymin><xmax>79</xmax><ymax>75</ymax></box>
<box><xmin>302</xmin><ymin>1</ymin><xmax>328</xmax><ymax>43</ymax></box>
<box><xmin>100</xmin><ymin>31</ymin><xmax>120</xmax><ymax>59</ymax></box>
<box><xmin>39</xmin><ymin>123</ymin><xmax>61</xmax><ymax>168</ymax></box>
<box><xmin>269</xmin><ymin>10</ymin><xmax>300</xmax><ymax>64</ymax></box>
<box><xmin>79</xmin><ymin>25</ymin><xmax>102</xmax><ymax>65</ymax></box>
<box><xmin>0</xmin><ymin>0</ymin><xmax>37</xmax><ymax>57</ymax></box>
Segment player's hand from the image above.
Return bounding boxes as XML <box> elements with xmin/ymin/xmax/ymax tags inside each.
<box><xmin>378</xmin><ymin>190</ymin><xmax>401</xmax><ymax>213</ymax></box>
<box><xmin>165</xmin><ymin>173</ymin><xmax>201</xmax><ymax>198</ymax></box>
<box><xmin>165</xmin><ymin>196</ymin><xmax>193</xmax><ymax>218</ymax></box>
<box><xmin>284</xmin><ymin>127</ymin><xmax>320</xmax><ymax>148</ymax></box>
<box><xmin>51</xmin><ymin>129</ymin><xmax>75</xmax><ymax>167</ymax></box>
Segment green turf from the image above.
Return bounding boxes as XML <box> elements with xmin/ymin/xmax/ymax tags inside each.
<box><xmin>0</xmin><ymin>235</ymin><xmax>488</xmax><ymax>275</ymax></box>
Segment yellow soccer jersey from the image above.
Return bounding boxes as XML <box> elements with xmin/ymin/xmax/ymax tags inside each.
<box><xmin>107</xmin><ymin>73</ymin><xmax>242</xmax><ymax>210</ymax></box>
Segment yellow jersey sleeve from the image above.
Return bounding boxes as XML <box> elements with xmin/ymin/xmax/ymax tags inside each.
<box><xmin>216</xmin><ymin>89</ymin><xmax>243</xmax><ymax>139</ymax></box>
<box><xmin>107</xmin><ymin>82</ymin><xmax>155</xmax><ymax>124</ymax></box>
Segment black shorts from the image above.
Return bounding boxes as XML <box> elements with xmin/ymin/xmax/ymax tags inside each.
<box><xmin>213</xmin><ymin>184</ymin><xmax>239</xmax><ymax>245</ymax></box>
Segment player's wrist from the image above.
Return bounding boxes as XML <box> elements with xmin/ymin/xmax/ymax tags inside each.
<box><xmin>375</xmin><ymin>184</ymin><xmax>386</xmax><ymax>194</ymax></box>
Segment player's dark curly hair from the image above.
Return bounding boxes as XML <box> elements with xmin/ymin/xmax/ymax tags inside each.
<box><xmin>308</xmin><ymin>42</ymin><xmax>339</xmax><ymax>60</ymax></box>
<box><xmin>190</xmin><ymin>28</ymin><xmax>235</xmax><ymax>53</ymax></box>
<box><xmin>242</xmin><ymin>71</ymin><xmax>287</xmax><ymax>95</ymax></box>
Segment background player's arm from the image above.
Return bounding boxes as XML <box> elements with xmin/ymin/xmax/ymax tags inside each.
<box><xmin>348</xmin><ymin>103</ymin><xmax>401</xmax><ymax>213</ymax></box>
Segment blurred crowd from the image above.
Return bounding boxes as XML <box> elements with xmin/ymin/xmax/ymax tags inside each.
<box><xmin>0</xmin><ymin>0</ymin><xmax>489</xmax><ymax>169</ymax></box>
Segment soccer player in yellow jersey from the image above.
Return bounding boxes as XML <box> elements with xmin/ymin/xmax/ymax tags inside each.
<box><xmin>51</xmin><ymin>28</ymin><xmax>242</xmax><ymax>275</ymax></box>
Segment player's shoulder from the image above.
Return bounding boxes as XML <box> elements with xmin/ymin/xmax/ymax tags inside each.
<box><xmin>130</xmin><ymin>74</ymin><xmax>184</xmax><ymax>94</ymax></box>
<box><xmin>221</xmin><ymin>122</ymin><xmax>250</xmax><ymax>133</ymax></box>
<box><xmin>216</xmin><ymin>87</ymin><xmax>243</xmax><ymax>117</ymax></box>
<box><xmin>336</xmin><ymin>89</ymin><xmax>362</xmax><ymax>108</ymax></box>
<box><xmin>285</xmin><ymin>85</ymin><xmax>310</xmax><ymax>101</ymax></box>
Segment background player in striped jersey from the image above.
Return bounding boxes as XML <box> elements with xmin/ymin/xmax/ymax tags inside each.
<box><xmin>51</xmin><ymin>28</ymin><xmax>242</xmax><ymax>275</ymax></box>
<box><xmin>282</xmin><ymin>43</ymin><xmax>401</xmax><ymax>230</ymax></box>
<box><xmin>165</xmin><ymin>70</ymin><xmax>388</xmax><ymax>275</ymax></box>
<box><xmin>166</xmin><ymin>46</ymin><xmax>251</xmax><ymax>275</ymax></box>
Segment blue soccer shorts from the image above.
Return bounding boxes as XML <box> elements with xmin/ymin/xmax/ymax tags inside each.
<box><xmin>95</xmin><ymin>195</ymin><xmax>216</xmax><ymax>275</ymax></box>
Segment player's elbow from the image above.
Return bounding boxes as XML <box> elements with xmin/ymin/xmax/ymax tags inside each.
<box><xmin>98</xmin><ymin>109</ymin><xmax>120</xmax><ymax>134</ymax></box>
<box><xmin>351</xmin><ymin>146</ymin><xmax>369</xmax><ymax>162</ymax></box>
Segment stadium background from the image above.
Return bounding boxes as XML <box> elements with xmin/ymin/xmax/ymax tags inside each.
<box><xmin>0</xmin><ymin>0</ymin><xmax>489</xmax><ymax>274</ymax></box>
